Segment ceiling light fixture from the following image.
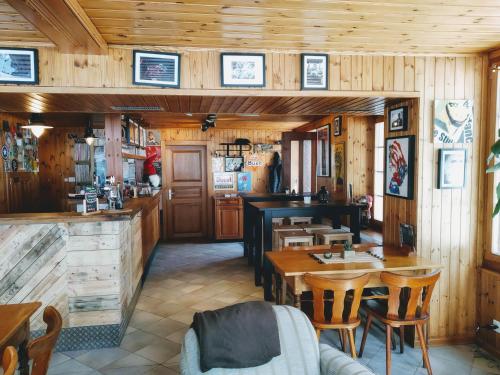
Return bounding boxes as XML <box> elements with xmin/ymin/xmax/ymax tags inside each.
<box><xmin>84</xmin><ymin>119</ymin><xmax>98</xmax><ymax>146</ymax></box>
<box><xmin>22</xmin><ymin>113</ymin><xmax>53</xmax><ymax>138</ymax></box>
<box><xmin>201</xmin><ymin>114</ymin><xmax>217</xmax><ymax>132</ymax></box>
<box><xmin>492</xmin><ymin>64</ymin><xmax>498</xmax><ymax>73</ymax></box>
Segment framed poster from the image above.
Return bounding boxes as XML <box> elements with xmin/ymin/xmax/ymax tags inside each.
<box><xmin>0</xmin><ymin>48</ymin><xmax>38</xmax><ymax>84</ymax></box>
<box><xmin>301</xmin><ymin>54</ymin><xmax>328</xmax><ymax>90</ymax></box>
<box><xmin>225</xmin><ymin>156</ymin><xmax>244</xmax><ymax>172</ymax></box>
<box><xmin>437</xmin><ymin>148</ymin><xmax>466</xmax><ymax>189</ymax></box>
<box><xmin>384</xmin><ymin>135</ymin><xmax>415</xmax><ymax>199</ymax></box>
<box><xmin>214</xmin><ymin>172</ymin><xmax>235</xmax><ymax>190</ymax></box>
<box><xmin>133</xmin><ymin>50</ymin><xmax>180</xmax><ymax>88</ymax></box>
<box><xmin>433</xmin><ymin>100</ymin><xmax>473</xmax><ymax>143</ymax></box>
<box><xmin>389</xmin><ymin>106</ymin><xmax>408</xmax><ymax>132</ymax></box>
<box><xmin>333</xmin><ymin>116</ymin><xmax>342</xmax><ymax>136</ymax></box>
<box><xmin>146</xmin><ymin>130</ymin><xmax>160</xmax><ymax>146</ymax></box>
<box><xmin>237</xmin><ymin>172</ymin><xmax>252</xmax><ymax>192</ymax></box>
<box><xmin>220</xmin><ymin>53</ymin><xmax>265</xmax><ymax>87</ymax></box>
<box><xmin>333</xmin><ymin>143</ymin><xmax>345</xmax><ymax>193</ymax></box>
<box><xmin>317</xmin><ymin>124</ymin><xmax>331</xmax><ymax>177</ymax></box>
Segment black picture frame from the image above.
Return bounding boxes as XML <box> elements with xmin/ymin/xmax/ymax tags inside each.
<box><xmin>388</xmin><ymin>106</ymin><xmax>408</xmax><ymax>132</ymax></box>
<box><xmin>317</xmin><ymin>124</ymin><xmax>331</xmax><ymax>177</ymax></box>
<box><xmin>437</xmin><ymin>148</ymin><xmax>466</xmax><ymax>189</ymax></box>
<box><xmin>220</xmin><ymin>53</ymin><xmax>265</xmax><ymax>87</ymax></box>
<box><xmin>132</xmin><ymin>50</ymin><xmax>180</xmax><ymax>88</ymax></box>
<box><xmin>0</xmin><ymin>47</ymin><xmax>38</xmax><ymax>85</ymax></box>
<box><xmin>333</xmin><ymin>115</ymin><xmax>342</xmax><ymax>136</ymax></box>
<box><xmin>224</xmin><ymin>156</ymin><xmax>244</xmax><ymax>172</ymax></box>
<box><xmin>384</xmin><ymin>135</ymin><xmax>415</xmax><ymax>200</ymax></box>
<box><xmin>300</xmin><ymin>53</ymin><xmax>329</xmax><ymax>90</ymax></box>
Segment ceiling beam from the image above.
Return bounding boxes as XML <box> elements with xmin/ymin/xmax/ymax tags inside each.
<box><xmin>5</xmin><ymin>0</ymin><xmax>107</xmax><ymax>54</ymax></box>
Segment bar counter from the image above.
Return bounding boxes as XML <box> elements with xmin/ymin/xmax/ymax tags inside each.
<box><xmin>0</xmin><ymin>192</ymin><xmax>162</xmax><ymax>351</ymax></box>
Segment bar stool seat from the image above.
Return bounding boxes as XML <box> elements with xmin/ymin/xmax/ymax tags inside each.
<box><xmin>315</xmin><ymin>229</ymin><xmax>353</xmax><ymax>245</ymax></box>
<box><xmin>272</xmin><ymin>218</ymin><xmax>285</xmax><ymax>227</ymax></box>
<box><xmin>287</xmin><ymin>216</ymin><xmax>314</xmax><ymax>225</ymax></box>
<box><xmin>279</xmin><ymin>230</ymin><xmax>314</xmax><ymax>249</ymax></box>
<box><xmin>299</xmin><ymin>223</ymin><xmax>332</xmax><ymax>233</ymax></box>
<box><xmin>272</xmin><ymin>225</ymin><xmax>302</xmax><ymax>250</ymax></box>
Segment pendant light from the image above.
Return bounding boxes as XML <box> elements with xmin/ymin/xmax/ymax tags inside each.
<box><xmin>22</xmin><ymin>113</ymin><xmax>53</xmax><ymax>138</ymax></box>
<box><xmin>84</xmin><ymin>119</ymin><xmax>98</xmax><ymax>146</ymax></box>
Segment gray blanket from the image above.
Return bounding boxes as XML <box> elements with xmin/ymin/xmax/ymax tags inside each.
<box><xmin>191</xmin><ymin>301</ymin><xmax>281</xmax><ymax>372</ymax></box>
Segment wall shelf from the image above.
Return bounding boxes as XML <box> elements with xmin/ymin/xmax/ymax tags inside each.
<box><xmin>122</xmin><ymin>152</ymin><xmax>146</xmax><ymax>160</ymax></box>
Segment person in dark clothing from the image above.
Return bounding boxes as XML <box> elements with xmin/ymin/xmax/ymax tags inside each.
<box><xmin>268</xmin><ymin>152</ymin><xmax>282</xmax><ymax>193</ymax></box>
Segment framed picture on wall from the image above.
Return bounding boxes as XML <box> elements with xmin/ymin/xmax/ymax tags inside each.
<box><xmin>225</xmin><ymin>156</ymin><xmax>244</xmax><ymax>172</ymax></box>
<box><xmin>384</xmin><ymin>135</ymin><xmax>415</xmax><ymax>199</ymax></box>
<box><xmin>333</xmin><ymin>116</ymin><xmax>342</xmax><ymax>136</ymax></box>
<box><xmin>388</xmin><ymin>106</ymin><xmax>408</xmax><ymax>132</ymax></box>
<box><xmin>316</xmin><ymin>124</ymin><xmax>331</xmax><ymax>177</ymax></box>
<box><xmin>301</xmin><ymin>54</ymin><xmax>328</xmax><ymax>90</ymax></box>
<box><xmin>333</xmin><ymin>142</ymin><xmax>345</xmax><ymax>193</ymax></box>
<box><xmin>433</xmin><ymin>100</ymin><xmax>473</xmax><ymax>143</ymax></box>
<box><xmin>133</xmin><ymin>50</ymin><xmax>180</xmax><ymax>88</ymax></box>
<box><xmin>0</xmin><ymin>48</ymin><xmax>38</xmax><ymax>84</ymax></box>
<box><xmin>221</xmin><ymin>53</ymin><xmax>265</xmax><ymax>87</ymax></box>
<box><xmin>437</xmin><ymin>148</ymin><xmax>466</xmax><ymax>189</ymax></box>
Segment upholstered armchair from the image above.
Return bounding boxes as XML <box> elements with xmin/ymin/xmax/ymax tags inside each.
<box><xmin>180</xmin><ymin>305</ymin><xmax>375</xmax><ymax>375</ymax></box>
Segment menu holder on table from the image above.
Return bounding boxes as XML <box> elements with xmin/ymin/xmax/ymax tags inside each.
<box><xmin>82</xmin><ymin>187</ymin><xmax>100</xmax><ymax>215</ymax></box>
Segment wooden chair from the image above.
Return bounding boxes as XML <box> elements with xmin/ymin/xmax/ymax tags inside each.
<box><xmin>279</xmin><ymin>231</ymin><xmax>314</xmax><ymax>249</ymax></box>
<box><xmin>299</xmin><ymin>223</ymin><xmax>332</xmax><ymax>233</ymax></box>
<box><xmin>359</xmin><ymin>271</ymin><xmax>441</xmax><ymax>375</ymax></box>
<box><xmin>303</xmin><ymin>273</ymin><xmax>370</xmax><ymax>359</ymax></box>
<box><xmin>2</xmin><ymin>346</ymin><xmax>18</xmax><ymax>375</ymax></box>
<box><xmin>272</xmin><ymin>225</ymin><xmax>302</xmax><ymax>250</ymax></box>
<box><xmin>28</xmin><ymin>306</ymin><xmax>62</xmax><ymax>375</ymax></box>
<box><xmin>315</xmin><ymin>230</ymin><xmax>353</xmax><ymax>245</ymax></box>
<box><xmin>272</xmin><ymin>217</ymin><xmax>285</xmax><ymax>227</ymax></box>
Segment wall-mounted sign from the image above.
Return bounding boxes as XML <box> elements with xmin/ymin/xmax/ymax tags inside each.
<box><xmin>246</xmin><ymin>153</ymin><xmax>264</xmax><ymax>170</ymax></box>
<box><xmin>133</xmin><ymin>50</ymin><xmax>180</xmax><ymax>88</ymax></box>
<box><xmin>11</xmin><ymin>159</ymin><xmax>17</xmax><ymax>172</ymax></box>
<box><xmin>214</xmin><ymin>172</ymin><xmax>235</xmax><ymax>190</ymax></box>
<box><xmin>1</xmin><ymin>145</ymin><xmax>7</xmax><ymax>160</ymax></box>
<box><xmin>83</xmin><ymin>186</ymin><xmax>98</xmax><ymax>214</ymax></box>
<box><xmin>212</xmin><ymin>157</ymin><xmax>224</xmax><ymax>173</ymax></box>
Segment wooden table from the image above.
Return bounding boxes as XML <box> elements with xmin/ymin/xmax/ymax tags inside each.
<box><xmin>0</xmin><ymin>302</ymin><xmax>42</xmax><ymax>375</ymax></box>
<box><xmin>246</xmin><ymin>200</ymin><xmax>362</xmax><ymax>300</ymax></box>
<box><xmin>266</xmin><ymin>245</ymin><xmax>442</xmax><ymax>307</ymax></box>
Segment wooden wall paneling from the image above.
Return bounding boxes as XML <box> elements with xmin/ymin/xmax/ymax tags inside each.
<box><xmin>104</xmin><ymin>114</ymin><xmax>123</xmax><ymax>183</ymax></box>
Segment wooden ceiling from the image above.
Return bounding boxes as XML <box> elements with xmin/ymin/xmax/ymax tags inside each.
<box><xmin>2</xmin><ymin>0</ymin><xmax>500</xmax><ymax>54</ymax></box>
<box><xmin>0</xmin><ymin>93</ymin><xmax>400</xmax><ymax>116</ymax></box>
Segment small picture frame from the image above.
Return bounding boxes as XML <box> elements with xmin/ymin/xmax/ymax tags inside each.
<box><xmin>438</xmin><ymin>148</ymin><xmax>466</xmax><ymax>189</ymax></box>
<box><xmin>221</xmin><ymin>53</ymin><xmax>265</xmax><ymax>87</ymax></box>
<box><xmin>225</xmin><ymin>156</ymin><xmax>244</xmax><ymax>172</ymax></box>
<box><xmin>301</xmin><ymin>54</ymin><xmax>328</xmax><ymax>90</ymax></box>
<box><xmin>0</xmin><ymin>47</ymin><xmax>38</xmax><ymax>84</ymax></box>
<box><xmin>388</xmin><ymin>106</ymin><xmax>408</xmax><ymax>132</ymax></box>
<box><xmin>333</xmin><ymin>115</ymin><xmax>342</xmax><ymax>136</ymax></box>
<box><xmin>384</xmin><ymin>135</ymin><xmax>415</xmax><ymax>200</ymax></box>
<box><xmin>133</xmin><ymin>50</ymin><xmax>180</xmax><ymax>88</ymax></box>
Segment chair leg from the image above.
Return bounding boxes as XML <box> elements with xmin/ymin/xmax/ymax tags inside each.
<box><xmin>315</xmin><ymin>328</ymin><xmax>321</xmax><ymax>340</ymax></box>
<box><xmin>338</xmin><ymin>329</ymin><xmax>345</xmax><ymax>352</ymax></box>
<box><xmin>342</xmin><ymin>329</ymin><xmax>348</xmax><ymax>353</ymax></box>
<box><xmin>386</xmin><ymin>325</ymin><xmax>392</xmax><ymax>375</ymax></box>
<box><xmin>399</xmin><ymin>326</ymin><xmax>405</xmax><ymax>353</ymax></box>
<box><xmin>347</xmin><ymin>328</ymin><xmax>357</xmax><ymax>359</ymax></box>
<box><xmin>416</xmin><ymin>324</ymin><xmax>433</xmax><ymax>375</ymax></box>
<box><xmin>281</xmin><ymin>279</ymin><xmax>287</xmax><ymax>305</ymax></box>
<box><xmin>359</xmin><ymin>313</ymin><xmax>372</xmax><ymax>357</ymax></box>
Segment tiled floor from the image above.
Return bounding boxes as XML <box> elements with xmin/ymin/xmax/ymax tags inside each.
<box><xmin>46</xmin><ymin>241</ymin><xmax>500</xmax><ymax>375</ymax></box>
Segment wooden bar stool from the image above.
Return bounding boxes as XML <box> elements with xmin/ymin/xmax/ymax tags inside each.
<box><xmin>302</xmin><ymin>273</ymin><xmax>370</xmax><ymax>358</ymax></box>
<box><xmin>359</xmin><ymin>271</ymin><xmax>441</xmax><ymax>375</ymax></box>
<box><xmin>272</xmin><ymin>218</ymin><xmax>285</xmax><ymax>227</ymax></box>
<box><xmin>28</xmin><ymin>306</ymin><xmax>62</xmax><ymax>375</ymax></box>
<box><xmin>315</xmin><ymin>229</ymin><xmax>354</xmax><ymax>245</ymax></box>
<box><xmin>2</xmin><ymin>347</ymin><xmax>18</xmax><ymax>375</ymax></box>
<box><xmin>288</xmin><ymin>216</ymin><xmax>314</xmax><ymax>225</ymax></box>
<box><xmin>279</xmin><ymin>230</ymin><xmax>314</xmax><ymax>249</ymax></box>
<box><xmin>299</xmin><ymin>223</ymin><xmax>332</xmax><ymax>233</ymax></box>
<box><xmin>272</xmin><ymin>225</ymin><xmax>301</xmax><ymax>250</ymax></box>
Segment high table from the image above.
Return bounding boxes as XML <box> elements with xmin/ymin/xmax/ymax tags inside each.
<box><xmin>246</xmin><ymin>200</ymin><xmax>361</xmax><ymax>300</ymax></box>
<box><xmin>0</xmin><ymin>302</ymin><xmax>41</xmax><ymax>375</ymax></box>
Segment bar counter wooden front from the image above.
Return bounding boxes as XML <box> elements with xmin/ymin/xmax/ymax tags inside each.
<box><xmin>266</xmin><ymin>245</ymin><xmax>443</xmax><ymax>307</ymax></box>
<box><xmin>0</xmin><ymin>192</ymin><xmax>162</xmax><ymax>351</ymax></box>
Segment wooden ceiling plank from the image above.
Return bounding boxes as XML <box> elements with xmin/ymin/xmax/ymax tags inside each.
<box><xmin>5</xmin><ymin>0</ymin><xmax>107</xmax><ymax>54</ymax></box>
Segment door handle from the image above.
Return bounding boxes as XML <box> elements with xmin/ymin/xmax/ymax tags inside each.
<box><xmin>168</xmin><ymin>189</ymin><xmax>175</xmax><ymax>200</ymax></box>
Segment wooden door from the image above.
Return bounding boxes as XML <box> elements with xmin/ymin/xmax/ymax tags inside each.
<box><xmin>164</xmin><ymin>145</ymin><xmax>208</xmax><ymax>239</ymax></box>
<box><xmin>281</xmin><ymin>132</ymin><xmax>318</xmax><ymax>193</ymax></box>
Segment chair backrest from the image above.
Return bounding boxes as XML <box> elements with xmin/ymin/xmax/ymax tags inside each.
<box><xmin>28</xmin><ymin>306</ymin><xmax>62</xmax><ymax>375</ymax></box>
<box><xmin>304</xmin><ymin>273</ymin><xmax>370</xmax><ymax>324</ymax></box>
<box><xmin>2</xmin><ymin>346</ymin><xmax>18</xmax><ymax>375</ymax></box>
<box><xmin>380</xmin><ymin>271</ymin><xmax>441</xmax><ymax>320</ymax></box>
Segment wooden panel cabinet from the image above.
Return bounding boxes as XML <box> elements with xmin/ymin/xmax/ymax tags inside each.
<box><xmin>214</xmin><ymin>196</ymin><xmax>243</xmax><ymax>240</ymax></box>
<box><xmin>142</xmin><ymin>200</ymin><xmax>160</xmax><ymax>267</ymax></box>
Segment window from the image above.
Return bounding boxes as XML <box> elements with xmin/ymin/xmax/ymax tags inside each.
<box><xmin>492</xmin><ymin>73</ymin><xmax>500</xmax><ymax>255</ymax></box>
<box><xmin>373</xmin><ymin>122</ymin><xmax>385</xmax><ymax>222</ymax></box>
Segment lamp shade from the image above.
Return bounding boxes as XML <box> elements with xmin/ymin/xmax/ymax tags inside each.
<box><xmin>22</xmin><ymin>114</ymin><xmax>53</xmax><ymax>138</ymax></box>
